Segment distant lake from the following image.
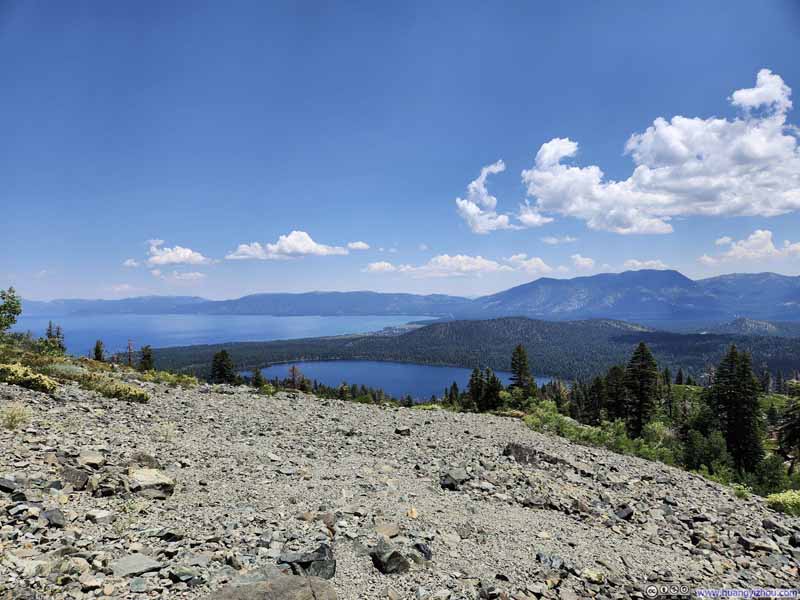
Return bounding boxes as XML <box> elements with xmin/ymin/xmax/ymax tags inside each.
<box><xmin>12</xmin><ymin>314</ymin><xmax>430</xmax><ymax>356</ymax></box>
<box><xmin>257</xmin><ymin>360</ymin><xmax>551</xmax><ymax>401</ymax></box>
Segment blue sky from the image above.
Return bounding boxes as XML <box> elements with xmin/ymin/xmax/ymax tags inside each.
<box><xmin>2</xmin><ymin>1</ymin><xmax>799</xmax><ymax>300</ymax></box>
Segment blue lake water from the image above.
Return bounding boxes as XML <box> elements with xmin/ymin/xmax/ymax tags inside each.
<box><xmin>12</xmin><ymin>314</ymin><xmax>430</xmax><ymax>356</ymax></box>
<box><xmin>258</xmin><ymin>360</ymin><xmax>551</xmax><ymax>401</ymax></box>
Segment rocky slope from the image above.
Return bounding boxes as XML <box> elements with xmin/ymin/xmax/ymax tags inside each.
<box><xmin>1</xmin><ymin>379</ymin><xmax>799</xmax><ymax>599</ymax></box>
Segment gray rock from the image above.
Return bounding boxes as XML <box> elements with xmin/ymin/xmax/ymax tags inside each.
<box><xmin>42</xmin><ymin>508</ymin><xmax>66</xmax><ymax>528</ymax></box>
<box><xmin>212</xmin><ymin>575</ymin><xmax>337</xmax><ymax>599</ymax></box>
<box><xmin>277</xmin><ymin>544</ymin><xmax>336</xmax><ymax>579</ymax></box>
<box><xmin>128</xmin><ymin>468</ymin><xmax>175</xmax><ymax>499</ymax></box>
<box><xmin>370</xmin><ymin>539</ymin><xmax>411</xmax><ymax>574</ymax></box>
<box><xmin>111</xmin><ymin>554</ymin><xmax>163</xmax><ymax>578</ymax></box>
<box><xmin>440</xmin><ymin>467</ymin><xmax>470</xmax><ymax>491</ymax></box>
<box><xmin>61</xmin><ymin>466</ymin><xmax>89</xmax><ymax>491</ymax></box>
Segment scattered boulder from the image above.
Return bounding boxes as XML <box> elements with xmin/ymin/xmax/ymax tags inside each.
<box><xmin>370</xmin><ymin>539</ymin><xmax>411</xmax><ymax>574</ymax></box>
<box><xmin>440</xmin><ymin>467</ymin><xmax>470</xmax><ymax>491</ymax></box>
<box><xmin>394</xmin><ymin>426</ymin><xmax>412</xmax><ymax>436</ymax></box>
<box><xmin>61</xmin><ymin>466</ymin><xmax>89</xmax><ymax>491</ymax></box>
<box><xmin>111</xmin><ymin>554</ymin><xmax>163</xmax><ymax>578</ymax></box>
<box><xmin>277</xmin><ymin>544</ymin><xmax>336</xmax><ymax>579</ymax></box>
<box><xmin>212</xmin><ymin>575</ymin><xmax>337</xmax><ymax>600</ymax></box>
<box><xmin>128</xmin><ymin>468</ymin><xmax>175</xmax><ymax>499</ymax></box>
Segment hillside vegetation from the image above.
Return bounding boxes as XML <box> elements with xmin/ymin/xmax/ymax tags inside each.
<box><xmin>152</xmin><ymin>317</ymin><xmax>800</xmax><ymax>381</ymax></box>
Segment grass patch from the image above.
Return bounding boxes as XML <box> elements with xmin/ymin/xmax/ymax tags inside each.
<box><xmin>78</xmin><ymin>373</ymin><xmax>149</xmax><ymax>403</ymax></box>
<box><xmin>1</xmin><ymin>402</ymin><xmax>31</xmax><ymax>430</ymax></box>
<box><xmin>135</xmin><ymin>370</ymin><xmax>198</xmax><ymax>388</ymax></box>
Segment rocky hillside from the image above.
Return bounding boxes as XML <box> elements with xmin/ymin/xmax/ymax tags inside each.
<box><xmin>1</xmin><ymin>378</ymin><xmax>799</xmax><ymax>599</ymax></box>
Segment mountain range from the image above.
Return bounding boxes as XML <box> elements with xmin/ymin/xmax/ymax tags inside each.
<box><xmin>22</xmin><ymin>269</ymin><xmax>800</xmax><ymax>328</ymax></box>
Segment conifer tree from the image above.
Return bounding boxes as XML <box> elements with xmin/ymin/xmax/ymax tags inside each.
<box><xmin>138</xmin><ymin>345</ymin><xmax>154</xmax><ymax>372</ymax></box>
<box><xmin>587</xmin><ymin>376</ymin><xmax>607</xmax><ymax>425</ymax></box>
<box><xmin>624</xmin><ymin>342</ymin><xmax>660</xmax><ymax>437</ymax></box>
<box><xmin>93</xmin><ymin>340</ymin><xmax>105</xmax><ymax>362</ymax></box>
<box><xmin>479</xmin><ymin>368</ymin><xmax>503</xmax><ymax>412</ymax></box>
<box><xmin>675</xmin><ymin>368</ymin><xmax>685</xmax><ymax>385</ymax></box>
<box><xmin>0</xmin><ymin>287</ymin><xmax>22</xmax><ymax>333</ymax></box>
<box><xmin>251</xmin><ymin>367</ymin><xmax>265</xmax><ymax>388</ymax></box>
<box><xmin>604</xmin><ymin>365</ymin><xmax>627</xmax><ymax>421</ymax></box>
<box><xmin>465</xmin><ymin>368</ymin><xmax>483</xmax><ymax>412</ymax></box>
<box><xmin>510</xmin><ymin>344</ymin><xmax>532</xmax><ymax>392</ymax></box>
<box><xmin>729</xmin><ymin>351</ymin><xmax>764</xmax><ymax>472</ymax></box>
<box><xmin>210</xmin><ymin>350</ymin><xmax>236</xmax><ymax>384</ymax></box>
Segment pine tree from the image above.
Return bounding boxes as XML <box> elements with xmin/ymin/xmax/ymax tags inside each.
<box><xmin>289</xmin><ymin>365</ymin><xmax>302</xmax><ymax>389</ymax></box>
<box><xmin>138</xmin><ymin>345</ymin><xmax>154</xmax><ymax>372</ymax></box>
<box><xmin>729</xmin><ymin>352</ymin><xmax>764</xmax><ymax>472</ymax></box>
<box><xmin>587</xmin><ymin>376</ymin><xmax>606</xmax><ymax>425</ymax></box>
<box><xmin>480</xmin><ymin>368</ymin><xmax>503</xmax><ymax>412</ymax></box>
<box><xmin>604</xmin><ymin>365</ymin><xmax>627</xmax><ymax>421</ymax></box>
<box><xmin>465</xmin><ymin>368</ymin><xmax>483</xmax><ymax>412</ymax></box>
<box><xmin>210</xmin><ymin>350</ymin><xmax>236</xmax><ymax>384</ymax></box>
<box><xmin>623</xmin><ymin>342</ymin><xmax>660</xmax><ymax>438</ymax></box>
<box><xmin>675</xmin><ymin>368</ymin><xmax>684</xmax><ymax>385</ymax></box>
<box><xmin>510</xmin><ymin>344</ymin><xmax>532</xmax><ymax>392</ymax></box>
<box><xmin>779</xmin><ymin>399</ymin><xmax>800</xmax><ymax>476</ymax></box>
<box><xmin>0</xmin><ymin>287</ymin><xmax>22</xmax><ymax>332</ymax></box>
<box><xmin>252</xmin><ymin>367</ymin><xmax>265</xmax><ymax>388</ymax></box>
<box><xmin>447</xmin><ymin>382</ymin><xmax>460</xmax><ymax>407</ymax></box>
<box><xmin>93</xmin><ymin>340</ymin><xmax>105</xmax><ymax>362</ymax></box>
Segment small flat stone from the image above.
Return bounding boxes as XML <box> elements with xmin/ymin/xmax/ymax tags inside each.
<box><xmin>111</xmin><ymin>554</ymin><xmax>163</xmax><ymax>578</ymax></box>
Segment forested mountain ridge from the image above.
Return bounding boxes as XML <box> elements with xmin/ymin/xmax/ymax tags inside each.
<box><xmin>151</xmin><ymin>316</ymin><xmax>800</xmax><ymax>381</ymax></box>
<box><xmin>22</xmin><ymin>269</ymin><xmax>800</xmax><ymax>324</ymax></box>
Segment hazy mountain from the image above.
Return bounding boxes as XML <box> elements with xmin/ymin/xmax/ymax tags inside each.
<box><xmin>473</xmin><ymin>270</ymin><xmax>725</xmax><ymax>323</ymax></box>
<box><xmin>22</xmin><ymin>270</ymin><xmax>800</xmax><ymax>324</ymax></box>
<box><xmin>183</xmin><ymin>291</ymin><xmax>473</xmax><ymax>317</ymax></box>
<box><xmin>22</xmin><ymin>296</ymin><xmax>207</xmax><ymax>316</ymax></box>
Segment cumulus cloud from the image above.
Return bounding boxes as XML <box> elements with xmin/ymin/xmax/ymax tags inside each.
<box><xmin>150</xmin><ymin>269</ymin><xmax>206</xmax><ymax>282</ymax></box>
<box><xmin>455</xmin><ymin>161</ymin><xmax>518</xmax><ymax>233</ymax></box>
<box><xmin>347</xmin><ymin>241</ymin><xmax>370</xmax><ymax>250</ymax></box>
<box><xmin>715</xmin><ymin>236</ymin><xmax>733</xmax><ymax>246</ymax></box>
<box><xmin>571</xmin><ymin>254</ymin><xmax>596</xmax><ymax>270</ymax></box>
<box><xmin>364</xmin><ymin>261</ymin><xmax>397</xmax><ymax>273</ymax></box>
<box><xmin>122</xmin><ymin>258</ymin><xmax>140</xmax><ymax>268</ymax></box>
<box><xmin>226</xmin><ymin>230</ymin><xmax>350</xmax><ymax>260</ymax></box>
<box><xmin>541</xmin><ymin>235</ymin><xmax>577</xmax><ymax>245</ymax></box>
<box><xmin>623</xmin><ymin>258</ymin><xmax>669</xmax><ymax>270</ymax></box>
<box><xmin>520</xmin><ymin>69</ymin><xmax>800</xmax><ymax>234</ymax></box>
<box><xmin>505</xmin><ymin>254</ymin><xmax>554</xmax><ymax>274</ymax></box>
<box><xmin>366</xmin><ymin>254</ymin><xmax>513</xmax><ymax>278</ymax></box>
<box><xmin>698</xmin><ymin>229</ymin><xmax>800</xmax><ymax>264</ymax></box>
<box><xmin>147</xmin><ymin>240</ymin><xmax>210</xmax><ymax>266</ymax></box>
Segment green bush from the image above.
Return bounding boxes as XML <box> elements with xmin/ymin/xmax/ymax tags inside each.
<box><xmin>766</xmin><ymin>489</ymin><xmax>800</xmax><ymax>516</ymax></box>
<box><xmin>0</xmin><ymin>363</ymin><xmax>58</xmax><ymax>394</ymax></box>
<box><xmin>78</xmin><ymin>373</ymin><xmax>149</xmax><ymax>403</ymax></box>
<box><xmin>524</xmin><ymin>400</ymin><xmax>677</xmax><ymax>465</ymax></box>
<box><xmin>137</xmin><ymin>369</ymin><xmax>198</xmax><ymax>388</ymax></box>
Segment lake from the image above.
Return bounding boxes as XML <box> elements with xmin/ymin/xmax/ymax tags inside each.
<box><xmin>257</xmin><ymin>360</ymin><xmax>551</xmax><ymax>401</ymax></box>
<box><xmin>12</xmin><ymin>314</ymin><xmax>430</xmax><ymax>356</ymax></box>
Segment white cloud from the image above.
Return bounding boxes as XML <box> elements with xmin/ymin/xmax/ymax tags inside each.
<box><xmin>455</xmin><ymin>160</ymin><xmax>518</xmax><ymax>234</ymax></box>
<box><xmin>347</xmin><ymin>241</ymin><xmax>370</xmax><ymax>251</ymax></box>
<box><xmin>364</xmin><ymin>261</ymin><xmax>397</xmax><ymax>273</ymax></box>
<box><xmin>505</xmin><ymin>254</ymin><xmax>553</xmax><ymax>274</ymax></box>
<box><xmin>714</xmin><ymin>236</ymin><xmax>733</xmax><ymax>246</ymax></box>
<box><xmin>520</xmin><ymin>69</ymin><xmax>800</xmax><ymax>234</ymax></box>
<box><xmin>699</xmin><ymin>229</ymin><xmax>800</xmax><ymax>264</ymax></box>
<box><xmin>171</xmin><ymin>271</ymin><xmax>206</xmax><ymax>281</ymax></box>
<box><xmin>623</xmin><ymin>258</ymin><xmax>669</xmax><ymax>270</ymax></box>
<box><xmin>147</xmin><ymin>240</ymin><xmax>210</xmax><ymax>266</ymax></box>
<box><xmin>150</xmin><ymin>269</ymin><xmax>206</xmax><ymax>282</ymax></box>
<box><xmin>541</xmin><ymin>235</ymin><xmax>577</xmax><ymax>245</ymax></box>
<box><xmin>122</xmin><ymin>258</ymin><xmax>140</xmax><ymax>268</ymax></box>
<box><xmin>418</xmin><ymin>243</ymin><xmax>429</xmax><ymax>251</ymax></box>
<box><xmin>226</xmin><ymin>230</ymin><xmax>349</xmax><ymax>260</ymax></box>
<box><xmin>367</xmin><ymin>254</ymin><xmax>513</xmax><ymax>278</ymax></box>
<box><xmin>571</xmin><ymin>254</ymin><xmax>595</xmax><ymax>270</ymax></box>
